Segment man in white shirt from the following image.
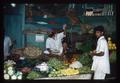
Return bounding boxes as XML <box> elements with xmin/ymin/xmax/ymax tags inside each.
<box><xmin>89</xmin><ymin>26</ymin><xmax>110</xmax><ymax>79</ymax></box>
<box><xmin>44</xmin><ymin>24</ymin><xmax>67</xmax><ymax>56</ymax></box>
<box><xmin>4</xmin><ymin>36</ymin><xmax>12</xmax><ymax>60</ymax></box>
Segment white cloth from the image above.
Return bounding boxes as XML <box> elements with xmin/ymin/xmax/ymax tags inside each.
<box><xmin>4</xmin><ymin>36</ymin><xmax>12</xmax><ymax>57</ymax></box>
<box><xmin>94</xmin><ymin>66</ymin><xmax>106</xmax><ymax>79</ymax></box>
<box><xmin>46</xmin><ymin>37</ymin><xmax>57</xmax><ymax>51</ymax></box>
<box><xmin>55</xmin><ymin>32</ymin><xmax>66</xmax><ymax>50</ymax></box>
<box><xmin>44</xmin><ymin>32</ymin><xmax>65</xmax><ymax>55</ymax></box>
<box><xmin>91</xmin><ymin>36</ymin><xmax>110</xmax><ymax>75</ymax></box>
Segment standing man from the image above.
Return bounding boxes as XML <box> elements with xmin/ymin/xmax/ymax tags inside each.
<box><xmin>89</xmin><ymin>26</ymin><xmax>110</xmax><ymax>79</ymax></box>
<box><xmin>4</xmin><ymin>35</ymin><xmax>12</xmax><ymax>60</ymax></box>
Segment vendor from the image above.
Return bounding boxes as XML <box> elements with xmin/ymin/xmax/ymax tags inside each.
<box><xmin>44</xmin><ymin>24</ymin><xmax>67</xmax><ymax>56</ymax></box>
<box><xmin>4</xmin><ymin>35</ymin><xmax>12</xmax><ymax>60</ymax></box>
<box><xmin>89</xmin><ymin>26</ymin><xmax>110</xmax><ymax>79</ymax></box>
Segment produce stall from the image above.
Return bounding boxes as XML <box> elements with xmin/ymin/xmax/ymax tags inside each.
<box><xmin>4</xmin><ymin>4</ymin><xmax>116</xmax><ymax>80</ymax></box>
<box><xmin>4</xmin><ymin>49</ymin><xmax>93</xmax><ymax>80</ymax></box>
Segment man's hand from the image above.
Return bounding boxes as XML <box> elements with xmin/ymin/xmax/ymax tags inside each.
<box><xmin>89</xmin><ymin>50</ymin><xmax>96</xmax><ymax>56</ymax></box>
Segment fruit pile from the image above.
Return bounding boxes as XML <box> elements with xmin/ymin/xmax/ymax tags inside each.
<box><xmin>48</xmin><ymin>68</ymin><xmax>79</xmax><ymax>77</ymax></box>
<box><xmin>108</xmin><ymin>37</ymin><xmax>116</xmax><ymax>50</ymax></box>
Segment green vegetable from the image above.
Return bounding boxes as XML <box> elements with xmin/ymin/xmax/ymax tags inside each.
<box><xmin>79</xmin><ymin>66</ymin><xmax>92</xmax><ymax>74</ymax></box>
<box><xmin>27</xmin><ymin>71</ymin><xmax>41</xmax><ymax>80</ymax></box>
<box><xmin>78</xmin><ymin>53</ymin><xmax>92</xmax><ymax>67</ymax></box>
<box><xmin>47</xmin><ymin>58</ymin><xmax>66</xmax><ymax>70</ymax></box>
<box><xmin>110</xmin><ymin>51</ymin><xmax>116</xmax><ymax>63</ymax></box>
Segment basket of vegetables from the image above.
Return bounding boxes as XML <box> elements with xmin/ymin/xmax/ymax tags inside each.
<box><xmin>23</xmin><ymin>46</ymin><xmax>42</xmax><ymax>59</ymax></box>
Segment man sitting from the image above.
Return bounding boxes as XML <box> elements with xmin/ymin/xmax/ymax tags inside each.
<box><xmin>44</xmin><ymin>24</ymin><xmax>67</xmax><ymax>56</ymax></box>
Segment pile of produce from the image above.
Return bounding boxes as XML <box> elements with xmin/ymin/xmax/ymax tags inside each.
<box><xmin>78</xmin><ymin>66</ymin><xmax>92</xmax><ymax>74</ymax></box>
<box><xmin>35</xmin><ymin>62</ymin><xmax>49</xmax><ymax>72</ymax></box>
<box><xmin>47</xmin><ymin>58</ymin><xmax>66</xmax><ymax>70</ymax></box>
<box><xmin>4</xmin><ymin>60</ymin><xmax>23</xmax><ymax>80</ymax></box>
<box><xmin>78</xmin><ymin>53</ymin><xmax>92</xmax><ymax>67</ymax></box>
<box><xmin>48</xmin><ymin>68</ymin><xmax>79</xmax><ymax>77</ymax></box>
<box><xmin>109</xmin><ymin>51</ymin><xmax>116</xmax><ymax>63</ymax></box>
<box><xmin>108</xmin><ymin>37</ymin><xmax>116</xmax><ymax>50</ymax></box>
<box><xmin>69</xmin><ymin>61</ymin><xmax>83</xmax><ymax>69</ymax></box>
<box><xmin>20</xmin><ymin>67</ymin><xmax>32</xmax><ymax>74</ymax></box>
<box><xmin>23</xmin><ymin>46</ymin><xmax>42</xmax><ymax>59</ymax></box>
<box><xmin>26</xmin><ymin>71</ymin><xmax>41</xmax><ymax>80</ymax></box>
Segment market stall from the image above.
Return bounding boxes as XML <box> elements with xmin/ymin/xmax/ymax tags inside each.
<box><xmin>4</xmin><ymin>3</ymin><xmax>116</xmax><ymax>80</ymax></box>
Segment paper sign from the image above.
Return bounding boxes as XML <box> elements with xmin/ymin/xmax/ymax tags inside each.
<box><xmin>35</xmin><ymin>34</ymin><xmax>44</xmax><ymax>42</ymax></box>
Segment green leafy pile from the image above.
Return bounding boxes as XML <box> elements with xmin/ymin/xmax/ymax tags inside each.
<box><xmin>47</xmin><ymin>58</ymin><xmax>66</xmax><ymax>70</ymax></box>
<box><xmin>79</xmin><ymin>66</ymin><xmax>92</xmax><ymax>74</ymax></box>
<box><xmin>109</xmin><ymin>51</ymin><xmax>116</xmax><ymax>63</ymax></box>
<box><xmin>26</xmin><ymin>71</ymin><xmax>41</xmax><ymax>80</ymax></box>
<box><xmin>78</xmin><ymin>53</ymin><xmax>92</xmax><ymax>67</ymax></box>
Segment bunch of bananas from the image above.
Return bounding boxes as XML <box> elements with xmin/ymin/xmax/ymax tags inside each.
<box><xmin>60</xmin><ymin>68</ymin><xmax>79</xmax><ymax>76</ymax></box>
<box><xmin>48</xmin><ymin>68</ymin><xmax>79</xmax><ymax>77</ymax></box>
<box><xmin>108</xmin><ymin>37</ymin><xmax>116</xmax><ymax>50</ymax></box>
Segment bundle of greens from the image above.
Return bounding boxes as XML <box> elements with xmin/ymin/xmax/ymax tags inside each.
<box><xmin>79</xmin><ymin>66</ymin><xmax>92</xmax><ymax>74</ymax></box>
<box><xmin>78</xmin><ymin>53</ymin><xmax>92</xmax><ymax>67</ymax></box>
<box><xmin>47</xmin><ymin>58</ymin><xmax>66</xmax><ymax>70</ymax></box>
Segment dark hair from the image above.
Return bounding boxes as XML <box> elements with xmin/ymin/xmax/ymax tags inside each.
<box><xmin>48</xmin><ymin>32</ymin><xmax>55</xmax><ymax>37</ymax></box>
<box><xmin>94</xmin><ymin>25</ymin><xmax>104</xmax><ymax>33</ymax></box>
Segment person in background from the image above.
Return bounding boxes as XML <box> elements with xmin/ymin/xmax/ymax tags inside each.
<box><xmin>89</xmin><ymin>26</ymin><xmax>110</xmax><ymax>79</ymax></box>
<box><xmin>44</xmin><ymin>24</ymin><xmax>67</xmax><ymax>56</ymax></box>
<box><xmin>4</xmin><ymin>35</ymin><xmax>12</xmax><ymax>60</ymax></box>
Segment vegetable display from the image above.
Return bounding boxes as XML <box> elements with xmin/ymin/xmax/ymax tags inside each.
<box><xmin>78</xmin><ymin>53</ymin><xmax>92</xmax><ymax>67</ymax></box>
<box><xmin>4</xmin><ymin>60</ymin><xmax>23</xmax><ymax>80</ymax></box>
<box><xmin>79</xmin><ymin>66</ymin><xmax>92</xmax><ymax>74</ymax></box>
<box><xmin>69</xmin><ymin>61</ymin><xmax>83</xmax><ymax>69</ymax></box>
<box><xmin>47</xmin><ymin>58</ymin><xmax>66</xmax><ymax>70</ymax></box>
<box><xmin>26</xmin><ymin>71</ymin><xmax>41</xmax><ymax>80</ymax></box>
<box><xmin>23</xmin><ymin>46</ymin><xmax>42</xmax><ymax>58</ymax></box>
<box><xmin>109</xmin><ymin>51</ymin><xmax>116</xmax><ymax>63</ymax></box>
<box><xmin>48</xmin><ymin>68</ymin><xmax>79</xmax><ymax>77</ymax></box>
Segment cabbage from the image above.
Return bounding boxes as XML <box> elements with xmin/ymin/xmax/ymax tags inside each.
<box><xmin>8</xmin><ymin>66</ymin><xmax>13</xmax><ymax>70</ymax></box>
<box><xmin>17</xmin><ymin>75</ymin><xmax>22</xmax><ymax>80</ymax></box>
<box><xmin>4</xmin><ymin>74</ymin><xmax>10</xmax><ymax>80</ymax></box>
<box><xmin>4</xmin><ymin>70</ymin><xmax>6</xmax><ymax>74</ymax></box>
<box><xmin>11</xmin><ymin>75</ymin><xmax>17</xmax><ymax>80</ymax></box>
<box><xmin>8</xmin><ymin>70</ymin><xmax>14</xmax><ymax>76</ymax></box>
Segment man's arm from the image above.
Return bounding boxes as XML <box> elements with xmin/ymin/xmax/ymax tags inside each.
<box><xmin>90</xmin><ymin>51</ymin><xmax>104</xmax><ymax>56</ymax></box>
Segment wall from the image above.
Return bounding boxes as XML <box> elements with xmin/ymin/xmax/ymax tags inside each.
<box><xmin>4</xmin><ymin>4</ymin><xmax>25</xmax><ymax>48</ymax></box>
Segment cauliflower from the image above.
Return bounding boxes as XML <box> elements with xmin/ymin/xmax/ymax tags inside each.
<box><xmin>11</xmin><ymin>75</ymin><xmax>17</xmax><ymax>80</ymax></box>
<box><xmin>17</xmin><ymin>75</ymin><xmax>22</xmax><ymax>80</ymax></box>
<box><xmin>4</xmin><ymin>70</ymin><xmax>6</xmax><ymax>74</ymax></box>
<box><xmin>69</xmin><ymin>61</ymin><xmax>83</xmax><ymax>69</ymax></box>
<box><xmin>8</xmin><ymin>70</ymin><xmax>14</xmax><ymax>76</ymax></box>
<box><xmin>8</xmin><ymin>66</ymin><xmax>13</xmax><ymax>70</ymax></box>
<box><xmin>4</xmin><ymin>74</ymin><xmax>10</xmax><ymax>80</ymax></box>
<box><xmin>16</xmin><ymin>71</ymin><xmax>23</xmax><ymax>76</ymax></box>
<box><xmin>4</xmin><ymin>60</ymin><xmax>16</xmax><ymax>65</ymax></box>
<box><xmin>36</xmin><ymin>62</ymin><xmax>49</xmax><ymax>72</ymax></box>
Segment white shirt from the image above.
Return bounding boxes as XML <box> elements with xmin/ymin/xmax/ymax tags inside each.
<box><xmin>91</xmin><ymin>36</ymin><xmax>110</xmax><ymax>74</ymax></box>
<box><xmin>45</xmin><ymin>32</ymin><xmax>65</xmax><ymax>55</ymax></box>
<box><xmin>46</xmin><ymin>37</ymin><xmax>57</xmax><ymax>51</ymax></box>
<box><xmin>4</xmin><ymin>36</ymin><xmax>12</xmax><ymax>57</ymax></box>
<box><xmin>55</xmin><ymin>32</ymin><xmax>66</xmax><ymax>50</ymax></box>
